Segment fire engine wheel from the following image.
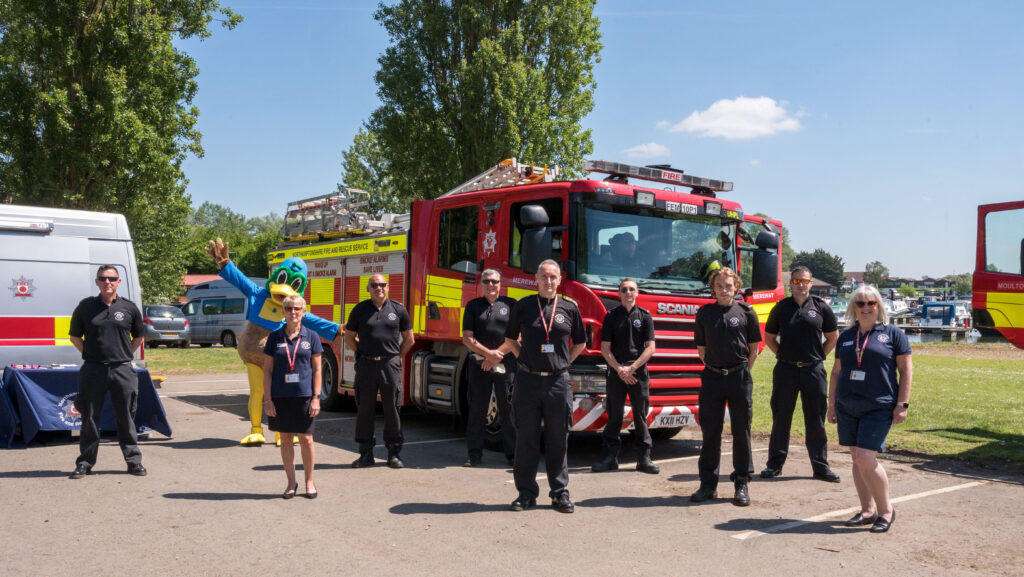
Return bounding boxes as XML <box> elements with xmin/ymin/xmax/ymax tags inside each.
<box><xmin>220</xmin><ymin>331</ymin><xmax>237</xmax><ymax>348</ymax></box>
<box><xmin>318</xmin><ymin>347</ymin><xmax>352</xmax><ymax>412</ymax></box>
<box><xmin>649</xmin><ymin>427</ymin><xmax>683</xmax><ymax>441</ymax></box>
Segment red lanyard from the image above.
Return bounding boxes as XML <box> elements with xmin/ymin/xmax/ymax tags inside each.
<box><xmin>284</xmin><ymin>331</ymin><xmax>301</xmax><ymax>371</ymax></box>
<box><xmin>537</xmin><ymin>295</ymin><xmax>558</xmax><ymax>342</ymax></box>
<box><xmin>854</xmin><ymin>329</ymin><xmax>872</xmax><ymax>368</ymax></box>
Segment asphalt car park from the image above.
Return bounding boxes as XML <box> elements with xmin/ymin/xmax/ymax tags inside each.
<box><xmin>1</xmin><ymin>373</ymin><xmax>1021</xmax><ymax>577</ymax></box>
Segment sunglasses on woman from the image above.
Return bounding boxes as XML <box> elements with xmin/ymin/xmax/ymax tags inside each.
<box><xmin>855</xmin><ymin>300</ymin><xmax>878</xmax><ymax>308</ymax></box>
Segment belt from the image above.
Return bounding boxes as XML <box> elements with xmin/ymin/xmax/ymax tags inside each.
<box><xmin>358</xmin><ymin>354</ymin><xmax>395</xmax><ymax>361</ymax></box>
<box><xmin>704</xmin><ymin>364</ymin><xmax>747</xmax><ymax>375</ymax></box>
<box><xmin>780</xmin><ymin>359</ymin><xmax>821</xmax><ymax>368</ymax></box>
<box><xmin>517</xmin><ymin>362</ymin><xmax>566</xmax><ymax>377</ymax></box>
<box><xmin>85</xmin><ymin>360</ymin><xmax>131</xmax><ymax>367</ymax></box>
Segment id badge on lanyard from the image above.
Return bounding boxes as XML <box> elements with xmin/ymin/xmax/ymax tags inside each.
<box><xmin>851</xmin><ymin>329</ymin><xmax>871</xmax><ymax>382</ymax></box>
<box><xmin>538</xmin><ymin>295</ymin><xmax>558</xmax><ymax>354</ymax></box>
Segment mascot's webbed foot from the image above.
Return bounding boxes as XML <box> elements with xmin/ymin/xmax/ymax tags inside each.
<box><xmin>241</xmin><ymin>433</ymin><xmax>267</xmax><ymax>446</ymax></box>
<box><xmin>274</xmin><ymin>432</ymin><xmax>299</xmax><ymax>446</ymax></box>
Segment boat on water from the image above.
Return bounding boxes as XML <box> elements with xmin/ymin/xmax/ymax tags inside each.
<box><xmin>918</xmin><ymin>301</ymin><xmax>971</xmax><ymax>328</ymax></box>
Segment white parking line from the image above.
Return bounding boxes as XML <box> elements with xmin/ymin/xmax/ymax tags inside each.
<box><xmin>731</xmin><ymin>480</ymin><xmax>987</xmax><ymax>540</ymax></box>
<box><xmin>161</xmin><ymin>388</ymin><xmax>250</xmax><ymax>396</ymax></box>
<box><xmin>315</xmin><ymin>416</ymin><xmax>359</xmax><ymax>423</ymax></box>
<box><xmin>395</xmin><ymin>437</ymin><xmax>462</xmax><ymax>447</ymax></box>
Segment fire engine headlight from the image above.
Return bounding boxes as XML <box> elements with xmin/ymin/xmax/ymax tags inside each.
<box><xmin>570</xmin><ymin>372</ymin><xmax>606</xmax><ymax>394</ymax></box>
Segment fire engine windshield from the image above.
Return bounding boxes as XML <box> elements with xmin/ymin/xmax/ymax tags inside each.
<box><xmin>575</xmin><ymin>204</ymin><xmax>736</xmax><ymax>293</ymax></box>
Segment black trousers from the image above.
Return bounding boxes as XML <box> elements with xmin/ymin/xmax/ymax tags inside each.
<box><xmin>765</xmin><ymin>362</ymin><xmax>831</xmax><ymax>474</ymax></box>
<box><xmin>466</xmin><ymin>360</ymin><xmax>516</xmax><ymax>459</ymax></box>
<box><xmin>75</xmin><ymin>362</ymin><xmax>141</xmax><ymax>467</ymax></box>
<box><xmin>602</xmin><ymin>372</ymin><xmax>652</xmax><ymax>455</ymax></box>
<box><xmin>512</xmin><ymin>370</ymin><xmax>571</xmax><ymax>500</ymax></box>
<box><xmin>353</xmin><ymin>356</ymin><xmax>403</xmax><ymax>453</ymax></box>
<box><xmin>697</xmin><ymin>367</ymin><xmax>754</xmax><ymax>487</ymax></box>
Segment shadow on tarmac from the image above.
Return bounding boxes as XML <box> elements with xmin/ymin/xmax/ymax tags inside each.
<box><xmin>148</xmin><ymin>437</ymin><xmax>238</xmax><ymax>450</ymax></box>
<box><xmin>163</xmin><ymin>491</ymin><xmax>279</xmax><ymax>501</ymax></box>
<box><xmin>389</xmin><ymin>502</ymin><xmax>514</xmax><ymax>514</ymax></box>
<box><xmin>715</xmin><ymin>517</ymin><xmax>852</xmax><ymax>535</ymax></box>
<box><xmin>576</xmin><ymin>495</ymin><xmax>690</xmax><ymax>508</ymax></box>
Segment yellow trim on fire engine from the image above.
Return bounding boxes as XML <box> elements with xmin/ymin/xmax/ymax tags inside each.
<box><xmin>54</xmin><ymin>316</ymin><xmax>73</xmax><ymax>346</ymax></box>
<box><xmin>506</xmin><ymin>286</ymin><xmax>536</xmax><ymax>301</ymax></box>
<box><xmin>333</xmin><ymin>304</ymin><xmax>341</xmax><ymax>324</ymax></box>
<box><xmin>751</xmin><ymin>302</ymin><xmax>775</xmax><ymax>325</ymax></box>
<box><xmin>309</xmin><ymin>278</ymin><xmax>334</xmax><ymax>306</ymax></box>
<box><xmin>988</xmin><ymin>291</ymin><xmax>1024</xmax><ymax>328</ymax></box>
<box><xmin>425</xmin><ymin>275</ymin><xmax>462</xmax><ymax>308</ymax></box>
<box><xmin>413</xmin><ymin>305</ymin><xmax>426</xmax><ymax>333</ymax></box>
<box><xmin>268</xmin><ymin>233</ymin><xmax>407</xmax><ymax>265</ymax></box>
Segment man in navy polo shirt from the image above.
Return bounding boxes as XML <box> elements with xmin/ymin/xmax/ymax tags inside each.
<box><xmin>345</xmin><ymin>274</ymin><xmax>414</xmax><ymax>469</ymax></box>
<box><xmin>68</xmin><ymin>265</ymin><xmax>147</xmax><ymax>479</ymax></box>
<box><xmin>761</xmin><ymin>266</ymin><xmax>841</xmax><ymax>482</ymax></box>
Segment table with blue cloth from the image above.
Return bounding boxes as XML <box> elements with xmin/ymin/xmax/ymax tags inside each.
<box><xmin>0</xmin><ymin>365</ymin><xmax>172</xmax><ymax>448</ymax></box>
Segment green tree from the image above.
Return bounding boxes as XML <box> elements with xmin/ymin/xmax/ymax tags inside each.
<box><xmin>864</xmin><ymin>260</ymin><xmax>890</xmax><ymax>287</ymax></box>
<box><xmin>185</xmin><ymin>202</ymin><xmax>281</xmax><ymax>277</ymax></box>
<box><xmin>951</xmin><ymin>274</ymin><xmax>972</xmax><ymax>297</ymax></box>
<box><xmin>897</xmin><ymin>283</ymin><xmax>917</xmax><ymax>297</ymax></box>
<box><xmin>0</xmin><ymin>0</ymin><xmax>241</xmax><ymax>302</ymax></box>
<box><xmin>340</xmin><ymin>128</ymin><xmax>402</xmax><ymax>216</ymax></box>
<box><xmin>791</xmin><ymin>249</ymin><xmax>845</xmax><ymax>287</ymax></box>
<box><xmin>366</xmin><ymin>0</ymin><xmax>602</xmax><ymax>203</ymax></box>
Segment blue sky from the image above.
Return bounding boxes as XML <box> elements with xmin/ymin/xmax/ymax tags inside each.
<box><xmin>179</xmin><ymin>0</ymin><xmax>1024</xmax><ymax>279</ymax></box>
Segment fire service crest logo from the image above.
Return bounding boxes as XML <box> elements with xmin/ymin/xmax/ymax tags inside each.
<box><xmin>58</xmin><ymin>393</ymin><xmax>82</xmax><ymax>427</ymax></box>
<box><xmin>9</xmin><ymin>276</ymin><xmax>36</xmax><ymax>298</ymax></box>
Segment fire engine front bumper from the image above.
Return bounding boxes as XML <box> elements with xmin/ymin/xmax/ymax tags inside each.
<box><xmin>569</xmin><ymin>395</ymin><xmax>697</xmax><ymax>432</ymax></box>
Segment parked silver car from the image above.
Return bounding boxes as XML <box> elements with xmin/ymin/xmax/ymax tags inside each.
<box><xmin>143</xmin><ymin>305</ymin><xmax>191</xmax><ymax>348</ymax></box>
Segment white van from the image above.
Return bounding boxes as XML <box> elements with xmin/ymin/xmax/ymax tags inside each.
<box><xmin>0</xmin><ymin>205</ymin><xmax>144</xmax><ymax>372</ymax></box>
<box><xmin>180</xmin><ymin>277</ymin><xmax>264</xmax><ymax>348</ymax></box>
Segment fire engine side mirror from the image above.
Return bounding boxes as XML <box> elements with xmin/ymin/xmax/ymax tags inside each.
<box><xmin>519</xmin><ymin>205</ymin><xmax>549</xmax><ymax>227</ymax></box>
<box><xmin>521</xmin><ymin>228</ymin><xmax>553</xmax><ymax>274</ymax></box>
<box><xmin>751</xmin><ymin>249</ymin><xmax>779</xmax><ymax>291</ymax></box>
<box><xmin>755</xmin><ymin>230</ymin><xmax>779</xmax><ymax>250</ymax></box>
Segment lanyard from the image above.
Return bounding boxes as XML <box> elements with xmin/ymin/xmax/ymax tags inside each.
<box><xmin>854</xmin><ymin>328</ymin><xmax>872</xmax><ymax>368</ymax></box>
<box><xmin>284</xmin><ymin>330</ymin><xmax>302</xmax><ymax>371</ymax></box>
<box><xmin>537</xmin><ymin>295</ymin><xmax>558</xmax><ymax>342</ymax></box>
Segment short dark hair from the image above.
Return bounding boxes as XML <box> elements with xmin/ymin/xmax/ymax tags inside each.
<box><xmin>790</xmin><ymin>265</ymin><xmax>812</xmax><ymax>278</ymax></box>
<box><xmin>96</xmin><ymin>265</ymin><xmax>118</xmax><ymax>278</ymax></box>
<box><xmin>619</xmin><ymin>277</ymin><xmax>637</xmax><ymax>289</ymax></box>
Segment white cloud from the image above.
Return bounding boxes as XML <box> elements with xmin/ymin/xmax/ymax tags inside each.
<box><xmin>749</xmin><ymin>159</ymin><xmax>761</xmax><ymax>167</ymax></box>
<box><xmin>622</xmin><ymin>142</ymin><xmax>671</xmax><ymax>159</ymax></box>
<box><xmin>668</xmin><ymin>96</ymin><xmax>801</xmax><ymax>140</ymax></box>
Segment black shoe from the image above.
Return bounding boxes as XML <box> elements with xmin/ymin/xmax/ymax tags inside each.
<box><xmin>636</xmin><ymin>449</ymin><xmax>660</xmax><ymax>475</ymax></box>
<box><xmin>813</xmin><ymin>470</ymin><xmax>841</xmax><ymax>483</ymax></box>
<box><xmin>733</xmin><ymin>482</ymin><xmax>750</xmax><ymax>507</ymax></box>
<box><xmin>463</xmin><ymin>456</ymin><xmax>481</xmax><ymax>467</ymax></box>
<box><xmin>127</xmin><ymin>463</ymin><xmax>147</xmax><ymax>477</ymax></box>
<box><xmin>387</xmin><ymin>454</ymin><xmax>405</xmax><ymax>469</ymax></box>
<box><xmin>282</xmin><ymin>483</ymin><xmax>298</xmax><ymax>499</ymax></box>
<box><xmin>690</xmin><ymin>486</ymin><xmax>717</xmax><ymax>502</ymax></box>
<box><xmin>760</xmin><ymin>466</ymin><xmax>782</xmax><ymax>479</ymax></box>
<box><xmin>69</xmin><ymin>464</ymin><xmax>92</xmax><ymax>479</ymax></box>
<box><xmin>845</xmin><ymin>512</ymin><xmax>878</xmax><ymax>527</ymax></box>
<box><xmin>551</xmin><ymin>492</ymin><xmax>575</xmax><ymax>514</ymax></box>
<box><xmin>870</xmin><ymin>509</ymin><xmax>895</xmax><ymax>533</ymax></box>
<box><xmin>591</xmin><ymin>454</ymin><xmax>619</xmax><ymax>472</ymax></box>
<box><xmin>510</xmin><ymin>493</ymin><xmax>536</xmax><ymax>511</ymax></box>
<box><xmin>351</xmin><ymin>452</ymin><xmax>375</xmax><ymax>468</ymax></box>
<box><xmin>304</xmin><ymin>485</ymin><xmax>318</xmax><ymax>499</ymax></box>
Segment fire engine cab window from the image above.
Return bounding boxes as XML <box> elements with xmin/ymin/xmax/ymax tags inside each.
<box><xmin>985</xmin><ymin>207</ymin><xmax>1024</xmax><ymax>275</ymax></box>
<box><xmin>438</xmin><ymin>206</ymin><xmax>478</xmax><ymax>273</ymax></box>
<box><xmin>509</xmin><ymin>198</ymin><xmax>563</xmax><ymax>269</ymax></box>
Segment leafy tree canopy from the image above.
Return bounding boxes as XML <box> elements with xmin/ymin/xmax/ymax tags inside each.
<box><xmin>185</xmin><ymin>202</ymin><xmax>282</xmax><ymax>278</ymax></box>
<box><xmin>792</xmin><ymin>249</ymin><xmax>845</xmax><ymax>287</ymax></box>
<box><xmin>358</xmin><ymin>0</ymin><xmax>602</xmax><ymax>204</ymax></box>
<box><xmin>0</xmin><ymin>0</ymin><xmax>241</xmax><ymax>303</ymax></box>
<box><xmin>864</xmin><ymin>260</ymin><xmax>890</xmax><ymax>287</ymax></box>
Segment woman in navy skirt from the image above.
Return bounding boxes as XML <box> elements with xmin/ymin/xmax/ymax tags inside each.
<box><xmin>263</xmin><ymin>295</ymin><xmax>323</xmax><ymax>498</ymax></box>
<box><xmin>827</xmin><ymin>284</ymin><xmax>913</xmax><ymax>533</ymax></box>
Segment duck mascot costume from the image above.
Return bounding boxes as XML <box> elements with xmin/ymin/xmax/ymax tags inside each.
<box><xmin>206</xmin><ymin>238</ymin><xmax>339</xmax><ymax>446</ymax></box>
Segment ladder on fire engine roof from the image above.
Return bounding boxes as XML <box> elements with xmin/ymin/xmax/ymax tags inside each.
<box><xmin>583</xmin><ymin>159</ymin><xmax>733</xmax><ymax>196</ymax></box>
<box><xmin>280</xmin><ymin>188</ymin><xmax>409</xmax><ymax>243</ymax></box>
<box><xmin>439</xmin><ymin>158</ymin><xmax>562</xmax><ymax>197</ymax></box>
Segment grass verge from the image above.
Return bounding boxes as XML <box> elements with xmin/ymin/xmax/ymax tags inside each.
<box><xmin>144</xmin><ymin>346</ymin><xmax>243</xmax><ymax>375</ymax></box>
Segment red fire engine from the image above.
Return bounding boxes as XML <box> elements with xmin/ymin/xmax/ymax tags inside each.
<box><xmin>269</xmin><ymin>159</ymin><xmax>784</xmax><ymax>441</ymax></box>
<box><xmin>972</xmin><ymin>200</ymin><xmax>1024</xmax><ymax>349</ymax></box>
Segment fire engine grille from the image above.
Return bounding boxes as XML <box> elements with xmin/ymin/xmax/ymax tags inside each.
<box><xmin>648</xmin><ymin>314</ymin><xmax>702</xmax><ymax>405</ymax></box>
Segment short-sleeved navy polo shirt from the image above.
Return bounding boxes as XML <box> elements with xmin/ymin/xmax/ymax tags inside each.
<box><xmin>263</xmin><ymin>325</ymin><xmax>323</xmax><ymax>398</ymax></box>
<box><xmin>835</xmin><ymin>323</ymin><xmax>911</xmax><ymax>414</ymax></box>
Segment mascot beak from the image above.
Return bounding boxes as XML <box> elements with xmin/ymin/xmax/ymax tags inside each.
<box><xmin>270</xmin><ymin>283</ymin><xmax>300</xmax><ymax>302</ymax></box>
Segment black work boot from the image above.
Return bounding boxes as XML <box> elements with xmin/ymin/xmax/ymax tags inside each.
<box><xmin>351</xmin><ymin>451</ymin><xmax>375</xmax><ymax>468</ymax></box>
<box><xmin>733</xmin><ymin>480</ymin><xmax>751</xmax><ymax>507</ymax></box>
<box><xmin>591</xmin><ymin>452</ymin><xmax>619</xmax><ymax>472</ymax></box>
<box><xmin>636</xmin><ymin>448</ymin><xmax>660</xmax><ymax>474</ymax></box>
<box><xmin>387</xmin><ymin>446</ymin><xmax>404</xmax><ymax>469</ymax></box>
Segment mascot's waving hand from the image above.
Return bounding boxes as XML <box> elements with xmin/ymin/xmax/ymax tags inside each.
<box><xmin>206</xmin><ymin>238</ymin><xmax>339</xmax><ymax>445</ymax></box>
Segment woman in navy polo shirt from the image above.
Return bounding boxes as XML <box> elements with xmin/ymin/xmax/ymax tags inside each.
<box><xmin>827</xmin><ymin>285</ymin><xmax>913</xmax><ymax>533</ymax></box>
<box><xmin>263</xmin><ymin>295</ymin><xmax>323</xmax><ymax>499</ymax></box>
